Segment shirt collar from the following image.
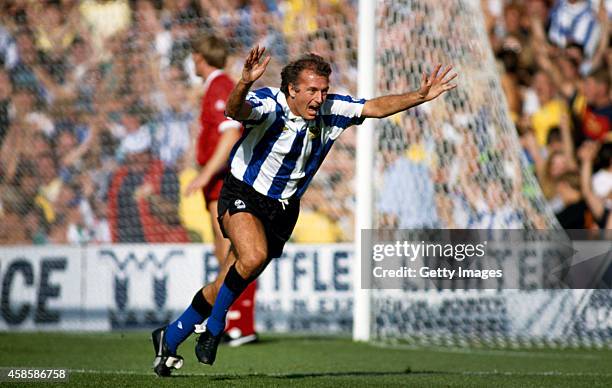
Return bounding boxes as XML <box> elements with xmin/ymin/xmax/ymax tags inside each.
<box><xmin>202</xmin><ymin>69</ymin><xmax>224</xmax><ymax>94</ymax></box>
<box><xmin>277</xmin><ymin>90</ymin><xmax>307</xmax><ymax>123</ymax></box>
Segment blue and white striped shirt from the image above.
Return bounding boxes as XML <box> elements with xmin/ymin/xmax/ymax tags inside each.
<box><xmin>229</xmin><ymin>87</ymin><xmax>365</xmax><ymax>199</ymax></box>
<box><xmin>548</xmin><ymin>0</ymin><xmax>601</xmax><ymax>58</ymax></box>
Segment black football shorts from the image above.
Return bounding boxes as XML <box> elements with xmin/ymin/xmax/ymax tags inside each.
<box><xmin>217</xmin><ymin>174</ymin><xmax>300</xmax><ymax>259</ymax></box>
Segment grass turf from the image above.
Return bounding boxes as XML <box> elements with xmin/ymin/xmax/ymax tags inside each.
<box><xmin>0</xmin><ymin>332</ymin><xmax>610</xmax><ymax>387</ymax></box>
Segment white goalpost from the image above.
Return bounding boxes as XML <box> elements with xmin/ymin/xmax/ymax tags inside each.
<box><xmin>353</xmin><ymin>0</ymin><xmax>376</xmax><ymax>342</ymax></box>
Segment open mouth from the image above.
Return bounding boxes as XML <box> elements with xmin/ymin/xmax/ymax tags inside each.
<box><xmin>307</xmin><ymin>106</ymin><xmax>319</xmax><ymax>115</ymax></box>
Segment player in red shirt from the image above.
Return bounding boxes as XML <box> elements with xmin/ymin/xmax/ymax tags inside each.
<box><xmin>183</xmin><ymin>35</ymin><xmax>257</xmax><ymax>347</ymax></box>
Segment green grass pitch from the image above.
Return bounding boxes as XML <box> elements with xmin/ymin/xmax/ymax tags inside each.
<box><xmin>0</xmin><ymin>332</ymin><xmax>610</xmax><ymax>387</ymax></box>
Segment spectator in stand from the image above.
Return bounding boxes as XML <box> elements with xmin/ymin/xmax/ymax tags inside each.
<box><xmin>0</xmin><ymin>89</ymin><xmax>43</xmax><ymax>183</ymax></box>
<box><xmin>553</xmin><ymin>171</ymin><xmax>589</xmax><ymax>228</ymax></box>
<box><xmin>577</xmin><ymin>67</ymin><xmax>612</xmax><ymax>143</ymax></box>
<box><xmin>530</xmin><ymin>71</ymin><xmax>570</xmax><ymax>147</ymax></box>
<box><xmin>79</xmin><ymin>0</ymin><xmax>131</xmax><ymax>59</ymax></box>
<box><xmin>149</xmin><ymin>64</ymin><xmax>194</xmax><ymax>168</ymax></box>
<box><xmin>591</xmin><ymin>143</ymin><xmax>612</xmax><ymax>203</ymax></box>
<box><xmin>579</xmin><ymin>141</ymin><xmax>612</xmax><ymax>229</ymax></box>
<box><xmin>47</xmin><ymin>183</ymin><xmax>90</xmax><ymax>244</ymax></box>
<box><xmin>532</xmin><ymin>1</ymin><xmax>609</xmax><ymax>144</ymax></box>
<box><xmin>107</xmin><ymin>127</ymin><xmax>189</xmax><ymax>243</ymax></box>
<box><xmin>0</xmin><ymin>188</ymin><xmax>29</xmax><ymax>244</ymax></box>
<box><xmin>134</xmin><ymin>0</ymin><xmax>173</xmax><ymax>69</ymax></box>
<box><xmin>10</xmin><ymin>28</ymin><xmax>53</xmax><ymax>104</ymax></box>
<box><xmin>13</xmin><ymin>161</ymin><xmax>52</xmax><ymax>237</ymax></box>
<box><xmin>378</xmin><ymin>151</ymin><xmax>439</xmax><ymax>228</ymax></box>
<box><xmin>32</xmin><ymin>0</ymin><xmax>76</xmax><ymax>83</ymax></box>
<box><xmin>38</xmin><ymin>152</ymin><xmax>62</xmax><ymax>222</ymax></box>
<box><xmin>548</xmin><ymin>0</ymin><xmax>602</xmax><ymax>63</ymax></box>
<box><xmin>0</xmin><ymin>22</ymin><xmax>19</xmax><ymax>70</ymax></box>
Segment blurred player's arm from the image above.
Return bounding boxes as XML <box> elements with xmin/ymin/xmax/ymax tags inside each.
<box><xmin>226</xmin><ymin>46</ymin><xmax>271</xmax><ymax>120</ymax></box>
<box><xmin>184</xmin><ymin>126</ymin><xmax>241</xmax><ymax>196</ymax></box>
<box><xmin>362</xmin><ymin>64</ymin><xmax>456</xmax><ymax>118</ymax></box>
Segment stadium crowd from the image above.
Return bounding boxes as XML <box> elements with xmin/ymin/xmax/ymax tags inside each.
<box><xmin>0</xmin><ymin>0</ymin><xmax>610</xmax><ymax>246</ymax></box>
<box><xmin>484</xmin><ymin>0</ymin><xmax>612</xmax><ymax>229</ymax></box>
<box><xmin>375</xmin><ymin>0</ymin><xmax>612</xmax><ymax>231</ymax></box>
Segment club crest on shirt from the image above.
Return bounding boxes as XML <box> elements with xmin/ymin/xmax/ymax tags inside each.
<box><xmin>308</xmin><ymin>125</ymin><xmax>321</xmax><ymax>139</ymax></box>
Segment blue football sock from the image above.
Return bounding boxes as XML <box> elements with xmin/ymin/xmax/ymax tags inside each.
<box><xmin>164</xmin><ymin>290</ymin><xmax>212</xmax><ymax>353</ymax></box>
<box><xmin>206</xmin><ymin>283</ymin><xmax>236</xmax><ymax>336</ymax></box>
<box><xmin>206</xmin><ymin>264</ymin><xmax>250</xmax><ymax>336</ymax></box>
<box><xmin>165</xmin><ymin>305</ymin><xmax>204</xmax><ymax>353</ymax></box>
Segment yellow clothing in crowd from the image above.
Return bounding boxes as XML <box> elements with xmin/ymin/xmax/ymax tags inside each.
<box><xmin>531</xmin><ymin>99</ymin><xmax>569</xmax><ymax>146</ymax></box>
<box><xmin>292</xmin><ymin>210</ymin><xmax>344</xmax><ymax>243</ymax></box>
<box><xmin>178</xmin><ymin>168</ymin><xmax>213</xmax><ymax>242</ymax></box>
<box><xmin>79</xmin><ymin>0</ymin><xmax>131</xmax><ymax>55</ymax></box>
<box><xmin>35</xmin><ymin>29</ymin><xmax>76</xmax><ymax>53</ymax></box>
<box><xmin>283</xmin><ymin>0</ymin><xmax>319</xmax><ymax>36</ymax></box>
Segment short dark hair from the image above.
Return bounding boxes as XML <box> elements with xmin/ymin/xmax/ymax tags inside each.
<box><xmin>588</xmin><ymin>67</ymin><xmax>610</xmax><ymax>89</ymax></box>
<box><xmin>555</xmin><ymin>171</ymin><xmax>581</xmax><ymax>191</ymax></box>
<box><xmin>280</xmin><ymin>53</ymin><xmax>331</xmax><ymax>95</ymax></box>
<box><xmin>546</xmin><ymin>127</ymin><xmax>561</xmax><ymax>146</ymax></box>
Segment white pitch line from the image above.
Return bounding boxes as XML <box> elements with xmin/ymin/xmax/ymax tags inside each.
<box><xmin>68</xmin><ymin>369</ymin><xmax>612</xmax><ymax>378</ymax></box>
<box><xmin>370</xmin><ymin>342</ymin><xmax>605</xmax><ymax>360</ymax></box>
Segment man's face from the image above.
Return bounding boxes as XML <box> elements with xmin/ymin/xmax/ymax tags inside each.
<box><xmin>288</xmin><ymin>69</ymin><xmax>329</xmax><ymax>120</ymax></box>
<box><xmin>583</xmin><ymin>77</ymin><xmax>606</xmax><ymax>104</ymax></box>
<box><xmin>192</xmin><ymin>53</ymin><xmax>205</xmax><ymax>77</ymax></box>
<box><xmin>534</xmin><ymin>72</ymin><xmax>553</xmax><ymax>103</ymax></box>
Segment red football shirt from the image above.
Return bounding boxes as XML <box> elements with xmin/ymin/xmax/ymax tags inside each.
<box><xmin>197</xmin><ymin>70</ymin><xmax>242</xmax><ymax>166</ymax></box>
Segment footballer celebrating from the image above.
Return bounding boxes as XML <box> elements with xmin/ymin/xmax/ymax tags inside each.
<box><xmin>184</xmin><ymin>35</ymin><xmax>259</xmax><ymax>347</ymax></box>
<box><xmin>152</xmin><ymin>46</ymin><xmax>457</xmax><ymax>376</ymax></box>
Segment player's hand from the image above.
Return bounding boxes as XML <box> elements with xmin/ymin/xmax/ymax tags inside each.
<box><xmin>184</xmin><ymin>173</ymin><xmax>210</xmax><ymax>197</ymax></box>
<box><xmin>240</xmin><ymin>45</ymin><xmax>271</xmax><ymax>84</ymax></box>
<box><xmin>418</xmin><ymin>64</ymin><xmax>457</xmax><ymax>102</ymax></box>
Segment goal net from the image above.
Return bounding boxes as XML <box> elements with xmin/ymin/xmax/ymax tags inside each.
<box><xmin>363</xmin><ymin>0</ymin><xmax>611</xmax><ymax>348</ymax></box>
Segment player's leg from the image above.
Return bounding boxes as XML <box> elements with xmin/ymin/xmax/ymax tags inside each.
<box><xmin>152</xmin><ymin>195</ymin><xmax>232</xmax><ymax>377</ymax></box>
<box><xmin>153</xmin><ymin>244</ymin><xmax>236</xmax><ymax>377</ymax></box>
<box><xmin>208</xmin><ymin>200</ymin><xmax>231</xmax><ymax>267</ymax></box>
<box><xmin>209</xmin><ymin>199</ymin><xmax>258</xmax><ymax>345</ymax></box>
<box><xmin>205</xmin><ymin>211</ymin><xmax>269</xmax><ymax>334</ymax></box>
<box><xmin>196</xmin><ymin>211</ymin><xmax>270</xmax><ymax>364</ymax></box>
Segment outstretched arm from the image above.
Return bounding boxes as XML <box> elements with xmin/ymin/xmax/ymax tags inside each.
<box><xmin>361</xmin><ymin>64</ymin><xmax>457</xmax><ymax>118</ymax></box>
<box><xmin>226</xmin><ymin>46</ymin><xmax>271</xmax><ymax>120</ymax></box>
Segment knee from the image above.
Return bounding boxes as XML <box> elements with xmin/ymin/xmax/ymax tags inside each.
<box><xmin>235</xmin><ymin>249</ymin><xmax>267</xmax><ymax>279</ymax></box>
